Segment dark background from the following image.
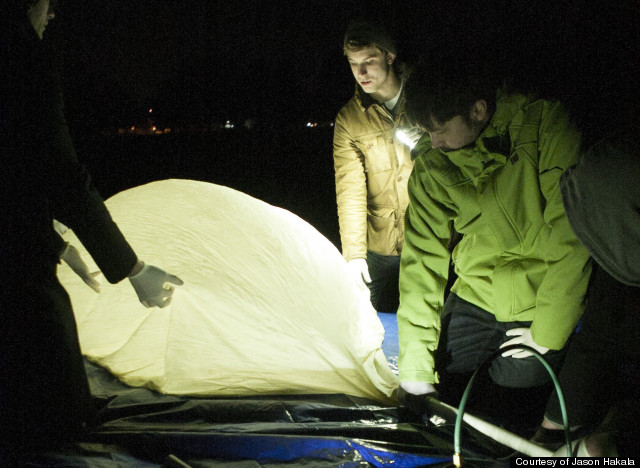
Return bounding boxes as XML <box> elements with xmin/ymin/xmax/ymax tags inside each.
<box><xmin>43</xmin><ymin>0</ymin><xmax>640</xmax><ymax>248</ymax></box>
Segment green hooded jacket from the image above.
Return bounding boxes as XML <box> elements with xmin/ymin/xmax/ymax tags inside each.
<box><xmin>398</xmin><ymin>91</ymin><xmax>592</xmax><ymax>384</ymax></box>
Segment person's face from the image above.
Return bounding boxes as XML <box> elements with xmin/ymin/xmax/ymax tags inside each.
<box><xmin>28</xmin><ymin>0</ymin><xmax>55</xmax><ymax>39</ymax></box>
<box><xmin>423</xmin><ymin>100</ymin><xmax>489</xmax><ymax>152</ymax></box>
<box><xmin>345</xmin><ymin>47</ymin><xmax>395</xmax><ymax>96</ymax></box>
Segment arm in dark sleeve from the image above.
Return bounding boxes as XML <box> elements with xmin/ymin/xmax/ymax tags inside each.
<box><xmin>42</xmin><ymin>67</ymin><xmax>137</xmax><ymax>283</ymax></box>
<box><xmin>560</xmin><ymin>132</ymin><xmax>640</xmax><ymax>286</ymax></box>
<box><xmin>53</xmin><ymin>230</ymin><xmax>67</xmax><ymax>258</ymax></box>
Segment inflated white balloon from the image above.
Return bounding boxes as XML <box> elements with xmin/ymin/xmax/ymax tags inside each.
<box><xmin>58</xmin><ymin>179</ymin><xmax>397</xmax><ymax>403</ymax></box>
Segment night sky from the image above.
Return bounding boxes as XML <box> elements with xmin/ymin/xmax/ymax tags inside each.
<box><xmin>45</xmin><ymin>0</ymin><xmax>639</xmax><ymax>134</ymax></box>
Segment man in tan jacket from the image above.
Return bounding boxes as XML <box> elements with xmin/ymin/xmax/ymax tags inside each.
<box><xmin>332</xmin><ymin>20</ymin><xmax>418</xmax><ymax>312</ymax></box>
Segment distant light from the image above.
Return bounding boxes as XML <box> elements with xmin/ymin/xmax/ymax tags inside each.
<box><xmin>130</xmin><ymin>126</ymin><xmax>135</xmax><ymax>131</ymax></box>
<box><xmin>306</xmin><ymin>122</ymin><xmax>311</xmax><ymax>127</ymax></box>
<box><xmin>149</xmin><ymin>108</ymin><xmax>153</xmax><ymax>113</ymax></box>
<box><xmin>152</xmin><ymin>126</ymin><xmax>157</xmax><ymax>131</ymax></box>
<box><xmin>224</xmin><ymin>120</ymin><xmax>234</xmax><ymax>129</ymax></box>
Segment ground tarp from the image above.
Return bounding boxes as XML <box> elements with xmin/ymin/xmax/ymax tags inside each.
<box><xmin>22</xmin><ymin>358</ymin><xmax>512</xmax><ymax>467</ymax></box>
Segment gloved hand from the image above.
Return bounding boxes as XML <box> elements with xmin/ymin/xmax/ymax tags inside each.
<box><xmin>53</xmin><ymin>219</ymin><xmax>69</xmax><ymax>236</ymax></box>
<box><xmin>500</xmin><ymin>327</ymin><xmax>549</xmax><ymax>359</ymax></box>
<box><xmin>395</xmin><ymin>127</ymin><xmax>425</xmax><ymax>150</ymax></box>
<box><xmin>398</xmin><ymin>381</ymin><xmax>438</xmax><ymax>414</ymax></box>
<box><xmin>128</xmin><ymin>262</ymin><xmax>184</xmax><ymax>308</ymax></box>
<box><xmin>60</xmin><ymin>243</ymin><xmax>102</xmax><ymax>293</ymax></box>
<box><xmin>400</xmin><ymin>381</ymin><xmax>437</xmax><ymax>396</ymax></box>
<box><xmin>346</xmin><ymin>258</ymin><xmax>371</xmax><ymax>290</ymax></box>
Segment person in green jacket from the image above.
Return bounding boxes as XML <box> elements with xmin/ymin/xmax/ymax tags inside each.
<box><xmin>396</xmin><ymin>59</ymin><xmax>592</xmax><ymax>417</ymax></box>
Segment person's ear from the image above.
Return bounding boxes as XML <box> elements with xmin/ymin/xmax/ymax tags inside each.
<box><xmin>470</xmin><ymin>99</ymin><xmax>488</xmax><ymax>123</ymax></box>
<box><xmin>386</xmin><ymin>52</ymin><xmax>396</xmax><ymax>65</ymax></box>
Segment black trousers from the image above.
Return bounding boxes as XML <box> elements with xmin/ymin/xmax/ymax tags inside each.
<box><xmin>436</xmin><ymin>293</ymin><xmax>568</xmax><ymax>388</ymax></box>
<box><xmin>366</xmin><ymin>251</ymin><xmax>400</xmax><ymax>313</ymax></box>
<box><xmin>544</xmin><ymin>264</ymin><xmax>640</xmax><ymax>430</ymax></box>
<box><xmin>435</xmin><ymin>293</ymin><xmax>569</xmax><ymax>432</ymax></box>
<box><xmin>0</xmin><ymin>263</ymin><xmax>91</xmax><ymax>457</ymax></box>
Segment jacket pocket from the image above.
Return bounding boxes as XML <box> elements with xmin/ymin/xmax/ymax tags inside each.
<box><xmin>493</xmin><ymin>258</ymin><xmax>539</xmax><ymax>321</ymax></box>
<box><xmin>367</xmin><ymin>208</ymin><xmax>398</xmax><ymax>255</ymax></box>
<box><xmin>355</xmin><ymin>135</ymin><xmax>393</xmax><ymax>173</ymax></box>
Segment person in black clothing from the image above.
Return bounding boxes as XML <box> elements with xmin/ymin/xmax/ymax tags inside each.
<box><xmin>532</xmin><ymin>130</ymin><xmax>640</xmax><ymax>456</ymax></box>
<box><xmin>0</xmin><ymin>0</ymin><xmax>183</xmax><ymax>460</ymax></box>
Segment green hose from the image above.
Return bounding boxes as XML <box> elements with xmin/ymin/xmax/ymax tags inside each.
<box><xmin>453</xmin><ymin>344</ymin><xmax>572</xmax><ymax>465</ymax></box>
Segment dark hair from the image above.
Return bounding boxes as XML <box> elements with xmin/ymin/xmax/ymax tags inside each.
<box><xmin>343</xmin><ymin>20</ymin><xmax>397</xmax><ymax>56</ymax></box>
<box><xmin>20</xmin><ymin>0</ymin><xmax>59</xmax><ymax>12</ymax></box>
<box><xmin>404</xmin><ymin>56</ymin><xmax>500</xmax><ymax>130</ymax></box>
<box><xmin>21</xmin><ymin>0</ymin><xmax>60</xmax><ymax>9</ymax></box>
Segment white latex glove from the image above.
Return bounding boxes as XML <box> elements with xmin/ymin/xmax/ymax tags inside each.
<box><xmin>53</xmin><ymin>219</ymin><xmax>69</xmax><ymax>236</ymax></box>
<box><xmin>500</xmin><ymin>327</ymin><xmax>549</xmax><ymax>359</ymax></box>
<box><xmin>395</xmin><ymin>127</ymin><xmax>425</xmax><ymax>150</ymax></box>
<box><xmin>346</xmin><ymin>258</ymin><xmax>371</xmax><ymax>289</ymax></box>
<box><xmin>128</xmin><ymin>263</ymin><xmax>184</xmax><ymax>308</ymax></box>
<box><xmin>398</xmin><ymin>381</ymin><xmax>438</xmax><ymax>413</ymax></box>
<box><xmin>400</xmin><ymin>381</ymin><xmax>437</xmax><ymax>395</ymax></box>
<box><xmin>60</xmin><ymin>243</ymin><xmax>102</xmax><ymax>293</ymax></box>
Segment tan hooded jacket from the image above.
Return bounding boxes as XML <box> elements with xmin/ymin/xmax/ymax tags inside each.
<box><xmin>332</xmin><ymin>71</ymin><xmax>414</xmax><ymax>261</ymax></box>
